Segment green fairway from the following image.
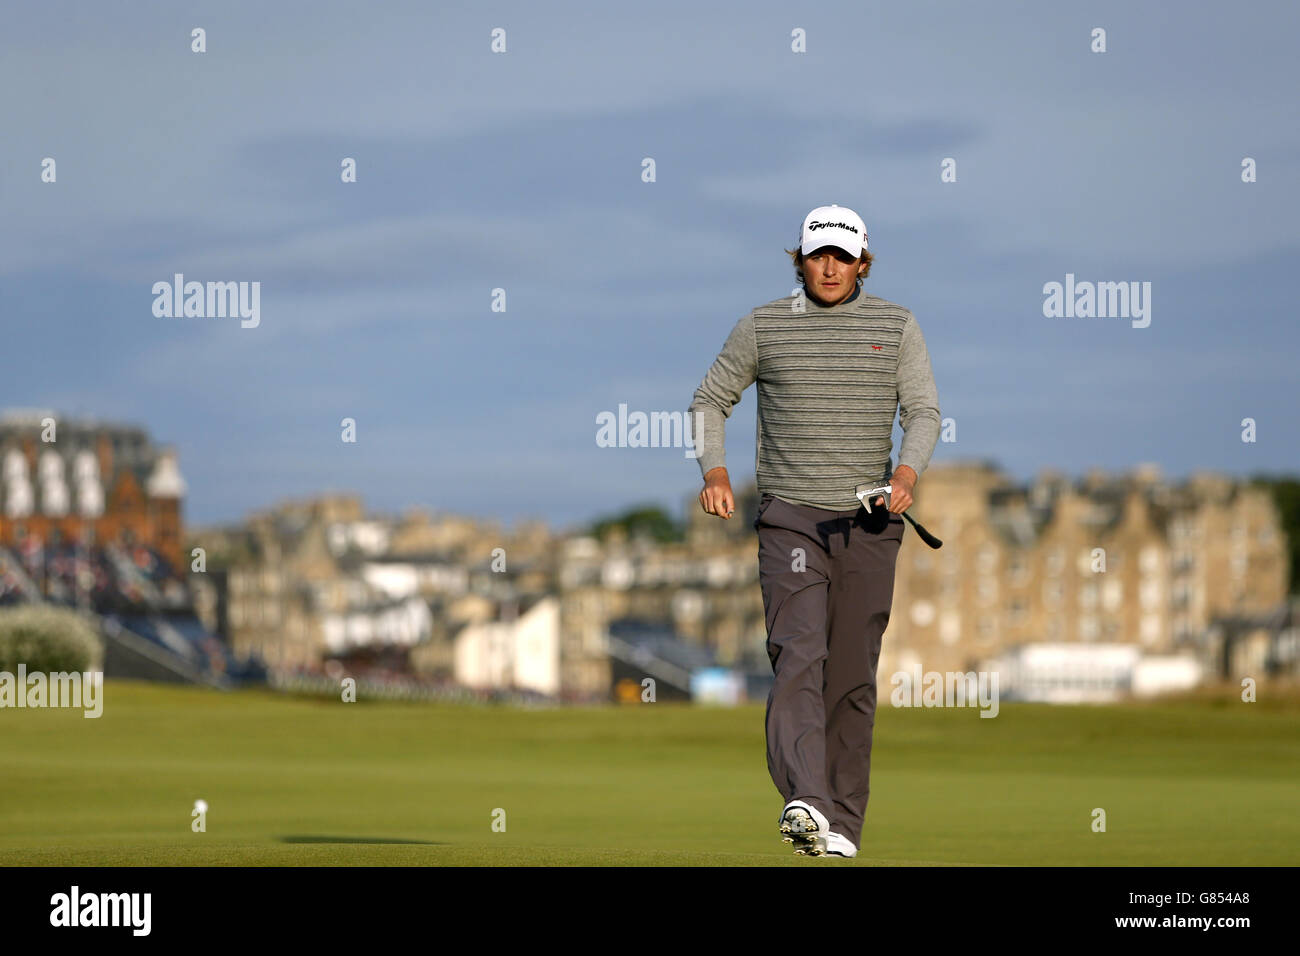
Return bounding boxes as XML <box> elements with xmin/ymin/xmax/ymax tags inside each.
<box><xmin>2</xmin><ymin>680</ymin><xmax>1297</xmax><ymax>866</ymax></box>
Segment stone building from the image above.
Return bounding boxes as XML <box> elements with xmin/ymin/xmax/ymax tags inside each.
<box><xmin>881</xmin><ymin>461</ymin><xmax>1287</xmax><ymax>679</ymax></box>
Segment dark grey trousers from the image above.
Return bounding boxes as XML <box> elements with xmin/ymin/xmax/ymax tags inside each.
<box><xmin>754</xmin><ymin>491</ymin><xmax>905</xmax><ymax>849</ymax></box>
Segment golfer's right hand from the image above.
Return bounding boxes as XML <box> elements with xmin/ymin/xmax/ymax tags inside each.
<box><xmin>699</xmin><ymin>467</ymin><xmax>735</xmax><ymax>519</ymax></box>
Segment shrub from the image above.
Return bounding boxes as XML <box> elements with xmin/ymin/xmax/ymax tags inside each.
<box><xmin>0</xmin><ymin>605</ymin><xmax>104</xmax><ymax>673</ymax></box>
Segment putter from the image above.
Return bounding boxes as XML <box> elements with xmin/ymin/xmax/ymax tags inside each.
<box><xmin>855</xmin><ymin>482</ymin><xmax>943</xmax><ymax>549</ymax></box>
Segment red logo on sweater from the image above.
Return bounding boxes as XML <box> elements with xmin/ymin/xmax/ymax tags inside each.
<box><xmin>871</xmin><ymin>345</ymin><xmax>883</xmax><ymax>350</ymax></box>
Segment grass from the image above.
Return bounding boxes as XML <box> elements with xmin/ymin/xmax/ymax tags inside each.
<box><xmin>1</xmin><ymin>680</ymin><xmax>1297</xmax><ymax>866</ymax></box>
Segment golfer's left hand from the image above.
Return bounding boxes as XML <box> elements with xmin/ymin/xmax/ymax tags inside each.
<box><xmin>882</xmin><ymin>467</ymin><xmax>916</xmax><ymax>513</ymax></box>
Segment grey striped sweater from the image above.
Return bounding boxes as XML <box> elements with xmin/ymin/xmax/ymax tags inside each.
<box><xmin>688</xmin><ymin>284</ymin><xmax>941</xmax><ymax>511</ymax></box>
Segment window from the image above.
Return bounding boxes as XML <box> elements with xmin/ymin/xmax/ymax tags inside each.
<box><xmin>1141</xmin><ymin>614</ymin><xmax>1161</xmax><ymax>645</ymax></box>
<box><xmin>939</xmin><ymin>611</ymin><xmax>961</xmax><ymax>646</ymax></box>
<box><xmin>1009</xmin><ymin>557</ymin><xmax>1031</xmax><ymax>587</ymax></box>
<box><xmin>910</xmin><ymin>600</ymin><xmax>936</xmax><ymax>628</ymax></box>
<box><xmin>1045</xmin><ymin>549</ymin><xmax>1064</xmax><ymax>576</ymax></box>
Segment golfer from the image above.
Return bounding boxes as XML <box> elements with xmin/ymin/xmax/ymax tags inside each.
<box><xmin>688</xmin><ymin>204</ymin><xmax>941</xmax><ymax>857</ymax></box>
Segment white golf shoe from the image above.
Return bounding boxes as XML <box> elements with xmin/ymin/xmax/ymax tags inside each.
<box><xmin>779</xmin><ymin>799</ymin><xmax>830</xmax><ymax>856</ymax></box>
<box><xmin>825</xmin><ymin>831</ymin><xmax>858</xmax><ymax>857</ymax></box>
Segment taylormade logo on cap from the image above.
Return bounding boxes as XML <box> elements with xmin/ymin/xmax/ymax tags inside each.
<box><xmin>807</xmin><ymin>220</ymin><xmax>860</xmax><ymax>234</ymax></box>
<box><xmin>800</xmin><ymin>204</ymin><xmax>869</xmax><ymax>257</ymax></box>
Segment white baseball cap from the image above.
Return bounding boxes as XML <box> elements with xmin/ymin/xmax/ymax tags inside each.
<box><xmin>800</xmin><ymin>204</ymin><xmax>869</xmax><ymax>257</ymax></box>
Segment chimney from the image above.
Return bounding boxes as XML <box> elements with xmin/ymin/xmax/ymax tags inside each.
<box><xmin>97</xmin><ymin>433</ymin><xmax>113</xmax><ymax>487</ymax></box>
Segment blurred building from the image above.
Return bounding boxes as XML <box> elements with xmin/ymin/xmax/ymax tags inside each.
<box><xmin>188</xmin><ymin>460</ymin><xmax>1292</xmax><ymax>703</ymax></box>
<box><xmin>550</xmin><ymin>461</ymin><xmax>1292</xmax><ymax>701</ymax></box>
<box><xmin>882</xmin><ymin>461</ymin><xmax>1288</xmax><ymax>683</ymax></box>
<box><xmin>453</xmin><ymin>595</ymin><xmax>560</xmax><ymax>695</ymax></box>
<box><xmin>978</xmin><ymin>643</ymin><xmax>1203</xmax><ymax>703</ymax></box>
<box><xmin>0</xmin><ymin>408</ymin><xmax>187</xmax><ymax>579</ymax></box>
<box><xmin>0</xmin><ymin>408</ymin><xmax>260</xmax><ymax>685</ymax></box>
<box><xmin>193</xmin><ymin>494</ymin><xmax>571</xmax><ymax>690</ymax></box>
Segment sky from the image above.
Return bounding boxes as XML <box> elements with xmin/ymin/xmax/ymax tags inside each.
<box><xmin>3</xmin><ymin>0</ymin><xmax>1297</xmax><ymax>534</ymax></box>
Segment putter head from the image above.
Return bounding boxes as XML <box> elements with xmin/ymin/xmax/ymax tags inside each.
<box><xmin>855</xmin><ymin>482</ymin><xmax>892</xmax><ymax>514</ymax></box>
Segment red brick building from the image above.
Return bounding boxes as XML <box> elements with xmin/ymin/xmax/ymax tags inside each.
<box><xmin>0</xmin><ymin>409</ymin><xmax>187</xmax><ymax>582</ymax></box>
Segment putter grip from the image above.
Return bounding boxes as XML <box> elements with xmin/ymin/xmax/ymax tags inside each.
<box><xmin>902</xmin><ymin>511</ymin><xmax>943</xmax><ymax>549</ymax></box>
